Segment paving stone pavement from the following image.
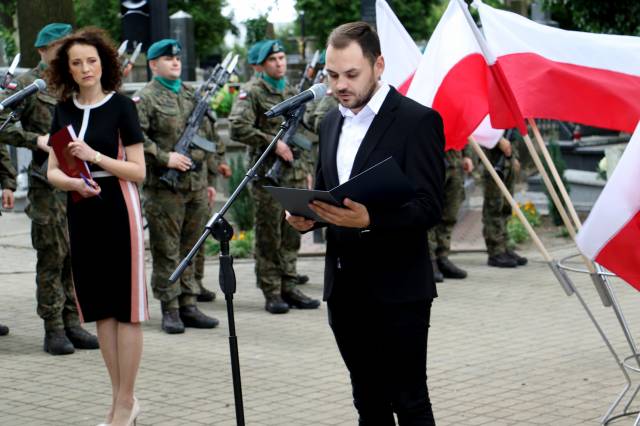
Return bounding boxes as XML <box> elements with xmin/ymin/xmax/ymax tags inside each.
<box><xmin>2</xmin><ymin>211</ymin><xmax>640</xmax><ymax>426</ymax></box>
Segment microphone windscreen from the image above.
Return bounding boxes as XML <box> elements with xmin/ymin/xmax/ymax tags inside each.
<box><xmin>309</xmin><ymin>83</ymin><xmax>327</xmax><ymax>100</ymax></box>
<box><xmin>34</xmin><ymin>79</ymin><xmax>47</xmax><ymax>91</ymax></box>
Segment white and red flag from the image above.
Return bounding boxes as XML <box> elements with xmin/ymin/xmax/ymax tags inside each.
<box><xmin>475</xmin><ymin>0</ymin><xmax>640</xmax><ymax>133</ymax></box>
<box><xmin>405</xmin><ymin>0</ymin><xmax>500</xmax><ymax>150</ymax></box>
<box><xmin>576</xmin><ymin>122</ymin><xmax>640</xmax><ymax>290</ymax></box>
<box><xmin>375</xmin><ymin>0</ymin><xmax>421</xmax><ymax>95</ymax></box>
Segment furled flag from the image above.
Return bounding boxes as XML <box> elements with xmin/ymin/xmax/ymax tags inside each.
<box><xmin>475</xmin><ymin>0</ymin><xmax>640</xmax><ymax>133</ymax></box>
<box><xmin>576</xmin><ymin>122</ymin><xmax>640</xmax><ymax>290</ymax></box>
<box><xmin>375</xmin><ymin>0</ymin><xmax>421</xmax><ymax>95</ymax></box>
<box><xmin>405</xmin><ymin>0</ymin><xmax>493</xmax><ymax>150</ymax></box>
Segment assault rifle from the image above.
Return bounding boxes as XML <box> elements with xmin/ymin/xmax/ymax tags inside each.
<box><xmin>121</xmin><ymin>42</ymin><xmax>143</xmax><ymax>73</ymax></box>
<box><xmin>159</xmin><ymin>52</ymin><xmax>239</xmax><ymax>191</ymax></box>
<box><xmin>263</xmin><ymin>51</ymin><xmax>320</xmax><ymax>186</ymax></box>
<box><xmin>0</xmin><ymin>54</ymin><xmax>20</xmax><ymax>90</ymax></box>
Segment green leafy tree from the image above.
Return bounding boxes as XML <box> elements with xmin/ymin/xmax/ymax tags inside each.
<box><xmin>0</xmin><ymin>0</ymin><xmax>17</xmax><ymax>60</ymax></box>
<box><xmin>75</xmin><ymin>0</ymin><xmax>120</xmax><ymax>41</ymax></box>
<box><xmin>294</xmin><ymin>0</ymin><xmax>359</xmax><ymax>46</ymax></box>
<box><xmin>245</xmin><ymin>15</ymin><xmax>271</xmax><ymax>47</ymax></box>
<box><xmin>543</xmin><ymin>0</ymin><xmax>640</xmax><ymax>35</ymax></box>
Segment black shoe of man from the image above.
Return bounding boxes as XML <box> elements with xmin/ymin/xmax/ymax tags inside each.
<box><xmin>0</xmin><ymin>323</ymin><xmax>8</xmax><ymax>336</ymax></box>
<box><xmin>506</xmin><ymin>249</ymin><xmax>528</xmax><ymax>266</ymax></box>
<box><xmin>265</xmin><ymin>294</ymin><xmax>290</xmax><ymax>314</ymax></box>
<box><xmin>197</xmin><ymin>286</ymin><xmax>217</xmax><ymax>302</ymax></box>
<box><xmin>282</xmin><ymin>288</ymin><xmax>321</xmax><ymax>310</ymax></box>
<box><xmin>180</xmin><ymin>305</ymin><xmax>219</xmax><ymax>329</ymax></box>
<box><xmin>65</xmin><ymin>326</ymin><xmax>99</xmax><ymax>349</ymax></box>
<box><xmin>44</xmin><ymin>330</ymin><xmax>75</xmax><ymax>355</ymax></box>
<box><xmin>296</xmin><ymin>274</ymin><xmax>310</xmax><ymax>285</ymax></box>
<box><xmin>161</xmin><ymin>309</ymin><xmax>185</xmax><ymax>334</ymax></box>
<box><xmin>488</xmin><ymin>253</ymin><xmax>518</xmax><ymax>268</ymax></box>
<box><xmin>432</xmin><ymin>259</ymin><xmax>444</xmax><ymax>283</ymax></box>
<box><xmin>437</xmin><ymin>257</ymin><xmax>467</xmax><ymax>279</ymax></box>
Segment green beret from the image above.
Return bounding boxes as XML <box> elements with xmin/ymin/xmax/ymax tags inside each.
<box><xmin>248</xmin><ymin>41</ymin><xmax>265</xmax><ymax>65</ymax></box>
<box><xmin>147</xmin><ymin>39</ymin><xmax>182</xmax><ymax>60</ymax></box>
<box><xmin>34</xmin><ymin>23</ymin><xmax>72</xmax><ymax>48</ymax></box>
<box><xmin>256</xmin><ymin>39</ymin><xmax>285</xmax><ymax>65</ymax></box>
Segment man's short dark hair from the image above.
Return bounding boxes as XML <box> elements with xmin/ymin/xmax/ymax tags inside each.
<box><xmin>327</xmin><ymin>22</ymin><xmax>381</xmax><ymax>65</ymax></box>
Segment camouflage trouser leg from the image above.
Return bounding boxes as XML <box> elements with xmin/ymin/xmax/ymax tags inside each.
<box><xmin>31</xmin><ymin>220</ymin><xmax>80</xmax><ymax>332</ymax></box>
<box><xmin>194</xmin><ymin>203</ymin><xmax>214</xmax><ymax>291</ymax></box>
<box><xmin>145</xmin><ymin>187</ymin><xmax>208</xmax><ymax>309</ymax></box>
<box><xmin>482</xmin><ymin>157</ymin><xmax>515</xmax><ymax>256</ymax></box>
<box><xmin>431</xmin><ymin>151</ymin><xmax>465</xmax><ymax>258</ymax></box>
<box><xmin>252</xmin><ymin>183</ymin><xmax>300</xmax><ymax>297</ymax></box>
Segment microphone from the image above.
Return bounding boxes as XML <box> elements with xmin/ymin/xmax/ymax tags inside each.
<box><xmin>0</xmin><ymin>79</ymin><xmax>47</xmax><ymax>111</ymax></box>
<box><xmin>264</xmin><ymin>83</ymin><xmax>327</xmax><ymax>118</ymax></box>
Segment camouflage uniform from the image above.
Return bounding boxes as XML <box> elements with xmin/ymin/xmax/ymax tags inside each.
<box><xmin>229</xmin><ymin>78</ymin><xmax>313</xmax><ymax>298</ymax></box>
<box><xmin>482</xmin><ymin>143</ymin><xmax>518</xmax><ymax>256</ymax></box>
<box><xmin>428</xmin><ymin>147</ymin><xmax>471</xmax><ymax>258</ymax></box>
<box><xmin>0</xmin><ymin>144</ymin><xmax>16</xmax><ymax>191</ymax></box>
<box><xmin>135</xmin><ymin>79</ymin><xmax>223</xmax><ymax>309</ymax></box>
<box><xmin>304</xmin><ymin>94</ymin><xmax>338</xmax><ymax>134</ymax></box>
<box><xmin>0</xmin><ymin>66</ymin><xmax>81</xmax><ymax>332</ymax></box>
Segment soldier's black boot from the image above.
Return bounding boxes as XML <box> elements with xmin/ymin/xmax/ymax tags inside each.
<box><xmin>161</xmin><ymin>302</ymin><xmax>185</xmax><ymax>334</ymax></box>
<box><xmin>265</xmin><ymin>294</ymin><xmax>290</xmax><ymax>314</ymax></box>
<box><xmin>44</xmin><ymin>330</ymin><xmax>75</xmax><ymax>355</ymax></box>
<box><xmin>437</xmin><ymin>257</ymin><xmax>467</xmax><ymax>279</ymax></box>
<box><xmin>197</xmin><ymin>286</ymin><xmax>217</xmax><ymax>302</ymax></box>
<box><xmin>282</xmin><ymin>288</ymin><xmax>321</xmax><ymax>310</ymax></box>
<box><xmin>179</xmin><ymin>305</ymin><xmax>219</xmax><ymax>328</ymax></box>
<box><xmin>488</xmin><ymin>253</ymin><xmax>518</xmax><ymax>268</ymax></box>
<box><xmin>65</xmin><ymin>326</ymin><xmax>99</xmax><ymax>349</ymax></box>
<box><xmin>506</xmin><ymin>249</ymin><xmax>528</xmax><ymax>266</ymax></box>
<box><xmin>431</xmin><ymin>259</ymin><xmax>444</xmax><ymax>283</ymax></box>
<box><xmin>0</xmin><ymin>323</ymin><xmax>8</xmax><ymax>336</ymax></box>
<box><xmin>296</xmin><ymin>274</ymin><xmax>310</xmax><ymax>285</ymax></box>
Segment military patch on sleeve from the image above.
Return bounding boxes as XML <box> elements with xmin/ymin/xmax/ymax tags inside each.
<box><xmin>6</xmin><ymin>82</ymin><xmax>17</xmax><ymax>90</ymax></box>
<box><xmin>132</xmin><ymin>96</ymin><xmax>141</xmax><ymax>103</ymax></box>
<box><xmin>238</xmin><ymin>91</ymin><xmax>247</xmax><ymax>100</ymax></box>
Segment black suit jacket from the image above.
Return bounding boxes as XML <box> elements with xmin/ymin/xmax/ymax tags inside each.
<box><xmin>316</xmin><ymin>87</ymin><xmax>445</xmax><ymax>304</ymax></box>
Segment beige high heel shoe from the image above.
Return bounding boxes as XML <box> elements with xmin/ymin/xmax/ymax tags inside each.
<box><xmin>125</xmin><ymin>397</ymin><xmax>140</xmax><ymax>426</ymax></box>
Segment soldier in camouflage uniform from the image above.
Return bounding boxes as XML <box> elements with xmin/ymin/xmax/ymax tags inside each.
<box><xmin>482</xmin><ymin>135</ymin><xmax>528</xmax><ymax>268</ymax></box>
<box><xmin>0</xmin><ymin>23</ymin><xmax>99</xmax><ymax>354</ymax></box>
<box><xmin>428</xmin><ymin>147</ymin><xmax>474</xmax><ymax>281</ymax></box>
<box><xmin>229</xmin><ymin>40</ymin><xmax>320</xmax><ymax>314</ymax></box>
<box><xmin>134</xmin><ymin>39</ymin><xmax>222</xmax><ymax>333</ymax></box>
<box><xmin>0</xmin><ymin>144</ymin><xmax>16</xmax><ymax>336</ymax></box>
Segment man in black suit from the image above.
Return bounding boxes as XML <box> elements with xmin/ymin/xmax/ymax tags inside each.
<box><xmin>287</xmin><ymin>22</ymin><xmax>445</xmax><ymax>426</ymax></box>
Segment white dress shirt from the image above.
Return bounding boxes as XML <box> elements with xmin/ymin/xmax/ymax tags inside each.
<box><xmin>336</xmin><ymin>82</ymin><xmax>391</xmax><ymax>185</ymax></box>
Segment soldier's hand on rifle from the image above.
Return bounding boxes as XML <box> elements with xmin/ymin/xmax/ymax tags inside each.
<box><xmin>207</xmin><ymin>186</ymin><xmax>216</xmax><ymax>206</ymax></box>
<box><xmin>217</xmin><ymin>163</ymin><xmax>232</xmax><ymax>178</ymax></box>
<box><xmin>167</xmin><ymin>152</ymin><xmax>192</xmax><ymax>171</ymax></box>
<box><xmin>498</xmin><ymin>137</ymin><xmax>512</xmax><ymax>157</ymax></box>
<box><xmin>275</xmin><ymin>140</ymin><xmax>293</xmax><ymax>162</ymax></box>
<box><xmin>37</xmin><ymin>134</ymin><xmax>50</xmax><ymax>153</ymax></box>
<box><xmin>462</xmin><ymin>157</ymin><xmax>474</xmax><ymax>174</ymax></box>
<box><xmin>123</xmin><ymin>63</ymin><xmax>134</xmax><ymax>78</ymax></box>
<box><xmin>2</xmin><ymin>189</ymin><xmax>14</xmax><ymax>209</ymax></box>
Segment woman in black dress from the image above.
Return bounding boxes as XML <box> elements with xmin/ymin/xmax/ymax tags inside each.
<box><xmin>46</xmin><ymin>28</ymin><xmax>146</xmax><ymax>426</ymax></box>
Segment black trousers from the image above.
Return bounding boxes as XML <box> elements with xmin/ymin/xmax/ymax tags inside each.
<box><xmin>328</xmin><ymin>290</ymin><xmax>435</xmax><ymax>426</ymax></box>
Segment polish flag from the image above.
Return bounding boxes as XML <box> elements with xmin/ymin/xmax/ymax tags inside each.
<box><xmin>576</xmin><ymin>122</ymin><xmax>640</xmax><ymax>290</ymax></box>
<box><xmin>375</xmin><ymin>0</ymin><xmax>421</xmax><ymax>95</ymax></box>
<box><xmin>405</xmin><ymin>0</ymin><xmax>494</xmax><ymax>151</ymax></box>
<box><xmin>476</xmin><ymin>0</ymin><xmax>640</xmax><ymax>133</ymax></box>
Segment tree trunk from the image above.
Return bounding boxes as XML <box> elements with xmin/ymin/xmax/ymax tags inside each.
<box><xmin>17</xmin><ymin>0</ymin><xmax>75</xmax><ymax>67</ymax></box>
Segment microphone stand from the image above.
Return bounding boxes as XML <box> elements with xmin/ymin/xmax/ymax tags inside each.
<box><xmin>169</xmin><ymin>108</ymin><xmax>301</xmax><ymax>426</ymax></box>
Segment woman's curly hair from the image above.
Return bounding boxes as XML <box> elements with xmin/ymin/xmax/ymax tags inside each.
<box><xmin>46</xmin><ymin>27</ymin><xmax>122</xmax><ymax>101</ymax></box>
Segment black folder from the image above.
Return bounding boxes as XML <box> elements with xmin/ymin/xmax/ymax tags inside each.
<box><xmin>264</xmin><ymin>157</ymin><xmax>415</xmax><ymax>223</ymax></box>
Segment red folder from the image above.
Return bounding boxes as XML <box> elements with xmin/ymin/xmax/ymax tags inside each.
<box><xmin>49</xmin><ymin>125</ymin><xmax>92</xmax><ymax>202</ymax></box>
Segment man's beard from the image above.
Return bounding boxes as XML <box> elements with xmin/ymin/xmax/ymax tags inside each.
<box><xmin>338</xmin><ymin>77</ymin><xmax>379</xmax><ymax>111</ymax></box>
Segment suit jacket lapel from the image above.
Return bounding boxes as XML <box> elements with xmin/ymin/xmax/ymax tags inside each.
<box><xmin>323</xmin><ymin>109</ymin><xmax>343</xmax><ymax>189</ymax></box>
<box><xmin>348</xmin><ymin>87</ymin><xmax>401</xmax><ymax>179</ymax></box>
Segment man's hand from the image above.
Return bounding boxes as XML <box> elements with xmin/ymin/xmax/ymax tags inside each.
<box><xmin>498</xmin><ymin>138</ymin><xmax>512</xmax><ymax>157</ymax></box>
<box><xmin>306</xmin><ymin>173</ymin><xmax>313</xmax><ymax>190</ymax></box>
<box><xmin>167</xmin><ymin>152</ymin><xmax>192</xmax><ymax>171</ymax></box>
<box><xmin>2</xmin><ymin>189</ymin><xmax>14</xmax><ymax>209</ymax></box>
<box><xmin>285</xmin><ymin>211</ymin><xmax>315</xmax><ymax>232</ymax></box>
<box><xmin>513</xmin><ymin>158</ymin><xmax>521</xmax><ymax>175</ymax></box>
<box><xmin>37</xmin><ymin>134</ymin><xmax>50</xmax><ymax>153</ymax></box>
<box><xmin>217</xmin><ymin>163</ymin><xmax>232</xmax><ymax>178</ymax></box>
<box><xmin>207</xmin><ymin>186</ymin><xmax>216</xmax><ymax>206</ymax></box>
<box><xmin>310</xmin><ymin>198</ymin><xmax>370</xmax><ymax>228</ymax></box>
<box><xmin>462</xmin><ymin>157</ymin><xmax>474</xmax><ymax>173</ymax></box>
<box><xmin>123</xmin><ymin>63</ymin><xmax>134</xmax><ymax>78</ymax></box>
<box><xmin>275</xmin><ymin>140</ymin><xmax>293</xmax><ymax>162</ymax></box>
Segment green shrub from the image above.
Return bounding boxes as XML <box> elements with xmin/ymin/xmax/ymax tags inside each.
<box><xmin>507</xmin><ymin>201</ymin><xmax>541</xmax><ymax>245</ymax></box>
<box><xmin>228</xmin><ymin>155</ymin><xmax>255</xmax><ymax>231</ymax></box>
<box><xmin>204</xmin><ymin>229</ymin><xmax>254</xmax><ymax>259</ymax></box>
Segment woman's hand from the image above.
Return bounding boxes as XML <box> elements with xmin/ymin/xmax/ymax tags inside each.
<box><xmin>68</xmin><ymin>140</ymin><xmax>97</xmax><ymax>162</ymax></box>
<box><xmin>74</xmin><ymin>177</ymin><xmax>101</xmax><ymax>198</ymax></box>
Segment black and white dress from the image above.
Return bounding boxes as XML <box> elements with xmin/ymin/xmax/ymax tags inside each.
<box><xmin>51</xmin><ymin>92</ymin><xmax>148</xmax><ymax>323</ymax></box>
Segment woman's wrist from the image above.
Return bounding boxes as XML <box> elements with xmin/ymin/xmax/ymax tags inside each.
<box><xmin>92</xmin><ymin>151</ymin><xmax>102</xmax><ymax>164</ymax></box>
